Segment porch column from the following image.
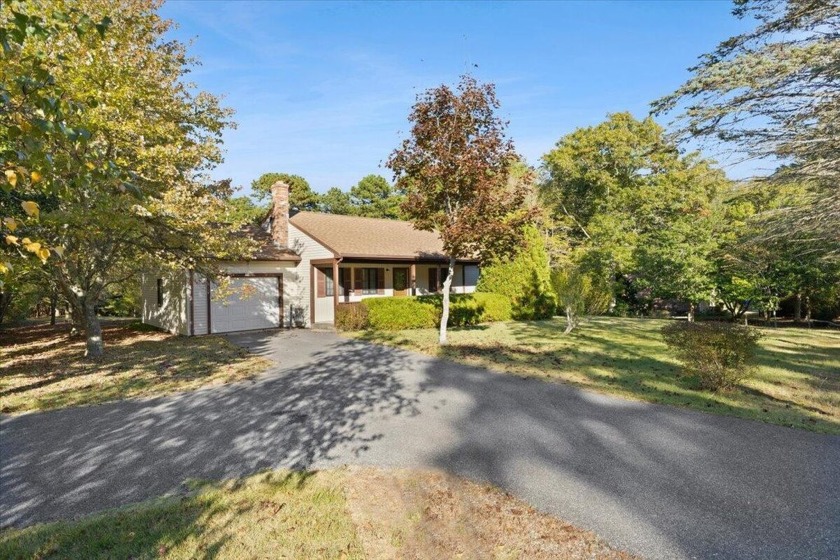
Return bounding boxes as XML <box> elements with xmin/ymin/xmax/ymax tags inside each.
<box><xmin>410</xmin><ymin>263</ymin><xmax>416</xmax><ymax>296</ymax></box>
<box><xmin>333</xmin><ymin>259</ymin><xmax>339</xmax><ymax>311</ymax></box>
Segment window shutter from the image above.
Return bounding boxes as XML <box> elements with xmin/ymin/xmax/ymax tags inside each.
<box><xmin>429</xmin><ymin>268</ymin><xmax>437</xmax><ymax>293</ymax></box>
<box><xmin>316</xmin><ymin>268</ymin><xmax>326</xmax><ymax>298</ymax></box>
<box><xmin>340</xmin><ymin>268</ymin><xmax>349</xmax><ymax>296</ymax></box>
<box><xmin>377</xmin><ymin>268</ymin><xmax>384</xmax><ymax>294</ymax></box>
<box><xmin>354</xmin><ymin>268</ymin><xmax>363</xmax><ymax>292</ymax></box>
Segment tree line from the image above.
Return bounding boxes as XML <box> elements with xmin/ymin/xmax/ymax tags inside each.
<box><xmin>227</xmin><ymin>173</ymin><xmax>407</xmax><ymax>223</ymax></box>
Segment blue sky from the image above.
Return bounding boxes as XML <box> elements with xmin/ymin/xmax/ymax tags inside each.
<box><xmin>161</xmin><ymin>1</ymin><xmax>752</xmax><ymax>197</ymax></box>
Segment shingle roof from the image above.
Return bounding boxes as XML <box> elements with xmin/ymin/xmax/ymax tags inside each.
<box><xmin>289</xmin><ymin>211</ymin><xmax>472</xmax><ymax>261</ymax></box>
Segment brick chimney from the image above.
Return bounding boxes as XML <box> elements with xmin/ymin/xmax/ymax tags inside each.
<box><xmin>270</xmin><ymin>180</ymin><xmax>290</xmax><ymax>247</ymax></box>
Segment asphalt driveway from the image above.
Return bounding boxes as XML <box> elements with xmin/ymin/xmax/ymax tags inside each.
<box><xmin>2</xmin><ymin>329</ymin><xmax>838</xmax><ymax>559</ymax></box>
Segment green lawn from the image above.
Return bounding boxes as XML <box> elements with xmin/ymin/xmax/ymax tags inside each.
<box><xmin>0</xmin><ymin>470</ymin><xmax>364</xmax><ymax>560</ymax></box>
<box><xmin>0</xmin><ymin>467</ymin><xmax>634</xmax><ymax>560</ymax></box>
<box><xmin>353</xmin><ymin>317</ymin><xmax>840</xmax><ymax>434</ymax></box>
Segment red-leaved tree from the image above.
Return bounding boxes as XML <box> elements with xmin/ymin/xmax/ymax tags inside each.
<box><xmin>387</xmin><ymin>75</ymin><xmax>528</xmax><ymax>344</ymax></box>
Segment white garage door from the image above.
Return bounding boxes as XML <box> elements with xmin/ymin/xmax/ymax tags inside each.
<box><xmin>210</xmin><ymin>277</ymin><xmax>281</xmax><ymax>333</ymax></box>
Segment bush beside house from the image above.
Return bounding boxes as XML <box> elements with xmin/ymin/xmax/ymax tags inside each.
<box><xmin>476</xmin><ymin>226</ymin><xmax>556</xmax><ymax>320</ymax></box>
<box><xmin>336</xmin><ymin>293</ymin><xmax>511</xmax><ymax>331</ymax></box>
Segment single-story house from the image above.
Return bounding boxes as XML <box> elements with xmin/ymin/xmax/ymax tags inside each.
<box><xmin>141</xmin><ymin>181</ymin><xmax>480</xmax><ymax>334</ymax></box>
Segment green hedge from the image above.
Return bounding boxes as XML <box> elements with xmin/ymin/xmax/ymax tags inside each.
<box><xmin>336</xmin><ymin>292</ymin><xmax>512</xmax><ymax>331</ymax></box>
<box><xmin>365</xmin><ymin>297</ymin><xmax>438</xmax><ymax>330</ymax></box>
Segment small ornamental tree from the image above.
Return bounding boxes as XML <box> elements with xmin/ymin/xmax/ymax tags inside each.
<box><xmin>387</xmin><ymin>75</ymin><xmax>528</xmax><ymax>344</ymax></box>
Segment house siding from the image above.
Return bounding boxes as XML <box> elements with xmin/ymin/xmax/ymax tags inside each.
<box><xmin>288</xmin><ymin>222</ymin><xmax>335</xmax><ymax>326</ymax></box>
<box><xmin>141</xmin><ymin>270</ymin><xmax>189</xmax><ymax>335</ymax></box>
<box><xmin>192</xmin><ymin>274</ymin><xmax>209</xmax><ymax>334</ymax></box>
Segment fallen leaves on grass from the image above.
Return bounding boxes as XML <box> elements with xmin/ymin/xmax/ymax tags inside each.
<box><xmin>0</xmin><ymin>322</ymin><xmax>271</xmax><ymax>414</ymax></box>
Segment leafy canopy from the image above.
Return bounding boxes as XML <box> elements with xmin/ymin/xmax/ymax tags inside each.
<box><xmin>349</xmin><ymin>174</ymin><xmax>405</xmax><ymax>219</ymax></box>
<box><xmin>541</xmin><ymin>112</ymin><xmax>730</xmax><ymax>307</ymax></box>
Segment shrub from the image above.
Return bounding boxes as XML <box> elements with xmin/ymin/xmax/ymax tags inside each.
<box><xmin>477</xmin><ymin>226</ymin><xmax>556</xmax><ymax>320</ymax></box>
<box><xmin>419</xmin><ymin>292</ymin><xmax>513</xmax><ymax>326</ymax></box>
<box><xmin>661</xmin><ymin>321</ymin><xmax>763</xmax><ymax>391</ymax></box>
<box><xmin>364</xmin><ymin>297</ymin><xmax>438</xmax><ymax>330</ymax></box>
<box><xmin>343</xmin><ymin>293</ymin><xmax>513</xmax><ymax>331</ymax></box>
<box><xmin>467</xmin><ymin>292</ymin><xmax>512</xmax><ymax>322</ymax></box>
<box><xmin>335</xmin><ymin>303</ymin><xmax>369</xmax><ymax>331</ymax></box>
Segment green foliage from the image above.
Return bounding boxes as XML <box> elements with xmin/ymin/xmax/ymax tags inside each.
<box><xmin>364</xmin><ymin>297</ymin><xmax>439</xmax><ymax>330</ymax></box>
<box><xmin>349</xmin><ymin>175</ymin><xmax>405</xmax><ymax>219</ymax></box>
<box><xmin>540</xmin><ymin>113</ymin><xmax>729</xmax><ymax>310</ymax></box>
<box><xmin>225</xmin><ymin>196</ymin><xmax>266</xmax><ymax>224</ymax></box>
<box><xmin>251</xmin><ymin>173</ymin><xmax>320</xmax><ymax>210</ymax></box>
<box><xmin>551</xmin><ymin>265</ymin><xmax>612</xmax><ymax>332</ymax></box>
<box><xmin>634</xmin><ymin>218</ymin><xmax>718</xmax><ymax>310</ymax></box>
<box><xmin>1</xmin><ymin>3</ymin><xmax>117</xmax><ymax>274</ymax></box>
<box><xmin>653</xmin><ymin>0</ymin><xmax>840</xmax><ymax>255</ymax></box>
<box><xmin>320</xmin><ymin>187</ymin><xmax>356</xmax><ymax>215</ymax></box>
<box><xmin>337</xmin><ymin>293</ymin><xmax>512</xmax><ymax>331</ymax></box>
<box><xmin>1</xmin><ymin>0</ymin><xmax>244</xmax><ymax>357</ymax></box>
<box><xmin>661</xmin><ymin>321</ymin><xmax>763</xmax><ymax>391</ymax></box>
<box><xmin>420</xmin><ymin>292</ymin><xmax>513</xmax><ymax>326</ymax></box>
<box><xmin>477</xmin><ymin>226</ymin><xmax>556</xmax><ymax>320</ymax></box>
<box><xmin>334</xmin><ymin>302</ymin><xmax>369</xmax><ymax>331</ymax></box>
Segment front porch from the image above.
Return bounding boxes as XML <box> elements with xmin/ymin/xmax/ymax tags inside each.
<box><xmin>310</xmin><ymin>258</ymin><xmax>479</xmax><ymax>324</ymax></box>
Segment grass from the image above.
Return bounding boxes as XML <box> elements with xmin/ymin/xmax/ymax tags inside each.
<box><xmin>0</xmin><ymin>470</ymin><xmax>363</xmax><ymax>560</ymax></box>
<box><xmin>0</xmin><ymin>467</ymin><xmax>636</xmax><ymax>560</ymax></box>
<box><xmin>0</xmin><ymin>321</ymin><xmax>271</xmax><ymax>414</ymax></box>
<box><xmin>352</xmin><ymin>317</ymin><xmax>840</xmax><ymax>434</ymax></box>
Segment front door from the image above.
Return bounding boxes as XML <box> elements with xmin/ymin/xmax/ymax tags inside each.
<box><xmin>393</xmin><ymin>267</ymin><xmax>409</xmax><ymax>296</ymax></box>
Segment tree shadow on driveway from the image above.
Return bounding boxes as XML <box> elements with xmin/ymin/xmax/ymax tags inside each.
<box><xmin>415</xmin><ymin>357</ymin><xmax>840</xmax><ymax>560</ymax></box>
<box><xmin>0</xmin><ymin>333</ymin><xmax>419</xmax><ymax>528</ymax></box>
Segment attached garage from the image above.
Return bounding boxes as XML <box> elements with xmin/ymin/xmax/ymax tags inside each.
<box><xmin>209</xmin><ymin>276</ymin><xmax>283</xmax><ymax>334</ymax></box>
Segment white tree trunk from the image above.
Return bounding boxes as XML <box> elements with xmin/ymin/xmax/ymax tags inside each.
<box><xmin>564</xmin><ymin>305</ymin><xmax>576</xmax><ymax>334</ymax></box>
<box><xmin>438</xmin><ymin>256</ymin><xmax>456</xmax><ymax>345</ymax></box>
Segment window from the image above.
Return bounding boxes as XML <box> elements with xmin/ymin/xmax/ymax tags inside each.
<box><xmin>361</xmin><ymin>268</ymin><xmax>378</xmax><ymax>295</ymax></box>
<box><xmin>316</xmin><ymin>267</ymin><xmax>335</xmax><ymax>298</ymax></box>
<box><xmin>428</xmin><ymin>267</ymin><xmax>449</xmax><ymax>293</ymax></box>
<box><xmin>324</xmin><ymin>268</ymin><xmax>334</xmax><ymax>297</ymax></box>
<box><xmin>156</xmin><ymin>278</ymin><xmax>163</xmax><ymax>307</ymax></box>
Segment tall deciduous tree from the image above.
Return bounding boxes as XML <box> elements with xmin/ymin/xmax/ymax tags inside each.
<box><xmin>653</xmin><ymin>0</ymin><xmax>840</xmax><ymax>256</ymax></box>
<box><xmin>387</xmin><ymin>75</ymin><xmax>528</xmax><ymax>344</ymax></box>
<box><xmin>251</xmin><ymin>173</ymin><xmax>320</xmax><ymax>211</ymax></box>
<box><xmin>8</xmin><ymin>0</ymin><xmax>247</xmax><ymax>357</ymax></box>
<box><xmin>541</xmin><ymin>113</ymin><xmax>729</xmax><ymax>309</ymax></box>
